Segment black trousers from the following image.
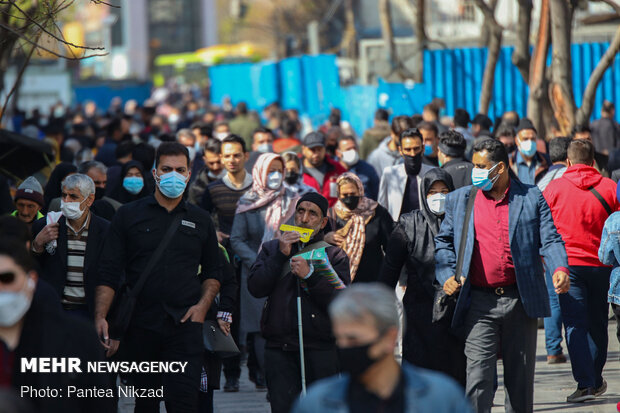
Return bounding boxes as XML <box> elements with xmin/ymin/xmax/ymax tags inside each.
<box><xmin>121</xmin><ymin>321</ymin><xmax>203</xmax><ymax>413</ymax></box>
<box><xmin>264</xmin><ymin>347</ymin><xmax>339</xmax><ymax>413</ymax></box>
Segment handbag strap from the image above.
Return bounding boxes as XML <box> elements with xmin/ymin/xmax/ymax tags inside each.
<box><xmin>454</xmin><ymin>187</ymin><xmax>478</xmax><ymax>284</ymax></box>
<box><xmin>129</xmin><ymin>212</ymin><xmax>184</xmax><ymax>298</ymax></box>
<box><xmin>588</xmin><ymin>186</ymin><xmax>612</xmax><ymax>216</ymax></box>
<box><xmin>280</xmin><ymin>240</ymin><xmax>331</xmax><ymax>279</ymax></box>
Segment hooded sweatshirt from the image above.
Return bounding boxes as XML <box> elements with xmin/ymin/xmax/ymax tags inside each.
<box><xmin>367</xmin><ymin>137</ymin><xmax>403</xmax><ymax>177</ymax></box>
<box><xmin>543</xmin><ymin>164</ymin><xmax>619</xmax><ymax>266</ymax></box>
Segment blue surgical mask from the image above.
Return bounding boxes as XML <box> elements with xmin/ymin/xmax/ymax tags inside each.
<box><xmin>156</xmin><ymin>171</ymin><xmax>188</xmax><ymax>199</ymax></box>
<box><xmin>123</xmin><ymin>176</ymin><xmax>144</xmax><ymax>194</ymax></box>
<box><xmin>471</xmin><ymin>163</ymin><xmax>500</xmax><ymax>191</ymax></box>
<box><xmin>518</xmin><ymin>139</ymin><xmax>537</xmax><ymax>157</ymax></box>
<box><xmin>424</xmin><ymin>144</ymin><xmax>434</xmax><ymax>157</ymax></box>
<box><xmin>257</xmin><ymin>143</ymin><xmax>273</xmax><ymax>153</ymax></box>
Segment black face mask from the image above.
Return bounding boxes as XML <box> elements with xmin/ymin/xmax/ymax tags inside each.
<box><xmin>403</xmin><ymin>153</ymin><xmax>422</xmax><ymax>176</ymax></box>
<box><xmin>505</xmin><ymin>144</ymin><xmax>516</xmax><ymax>154</ymax></box>
<box><xmin>341</xmin><ymin>195</ymin><xmax>360</xmax><ymax>210</ymax></box>
<box><xmin>95</xmin><ymin>187</ymin><xmax>105</xmax><ymax>200</ymax></box>
<box><xmin>326</xmin><ymin>144</ymin><xmax>338</xmax><ymax>154</ymax></box>
<box><xmin>284</xmin><ymin>171</ymin><xmax>299</xmax><ymax>185</ymax></box>
<box><xmin>338</xmin><ymin>339</ymin><xmax>383</xmax><ymax>378</ymax></box>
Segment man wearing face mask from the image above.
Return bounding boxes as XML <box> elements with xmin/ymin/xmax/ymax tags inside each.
<box><xmin>418</xmin><ymin>121</ymin><xmax>440</xmax><ymax>167</ymax></box>
<box><xmin>248</xmin><ymin>192</ymin><xmax>351</xmax><ymax>413</ymax></box>
<box><xmin>378</xmin><ymin>128</ymin><xmax>435</xmax><ymax>221</ymax></box>
<box><xmin>79</xmin><ymin>161</ymin><xmax>122</xmax><ymax>221</ymax></box>
<box><xmin>0</xmin><ymin>240</ymin><xmax>114</xmax><ymax>413</ymax></box>
<box><xmin>245</xmin><ymin>126</ymin><xmax>275</xmax><ymax>173</ymax></box>
<box><xmin>509</xmin><ymin>118</ymin><xmax>550</xmax><ymax>185</ymax></box>
<box><xmin>31</xmin><ymin>174</ymin><xmax>110</xmax><ymax>319</ymax></box>
<box><xmin>96</xmin><ymin>142</ymin><xmax>222</xmax><ymax>412</ymax></box>
<box><xmin>292</xmin><ymin>283</ymin><xmax>471</xmax><ymax>413</ymax></box>
<box><xmin>435</xmin><ymin>138</ymin><xmax>569</xmax><ymax>413</ymax></box>
<box><xmin>335</xmin><ymin>136</ymin><xmax>379</xmax><ymax>201</ymax></box>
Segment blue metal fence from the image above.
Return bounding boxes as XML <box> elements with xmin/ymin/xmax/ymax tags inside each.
<box><xmin>208</xmin><ymin>42</ymin><xmax>620</xmax><ymax>136</ymax></box>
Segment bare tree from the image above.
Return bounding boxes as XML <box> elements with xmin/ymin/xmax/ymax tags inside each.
<box><xmin>512</xmin><ymin>0</ymin><xmax>533</xmax><ymax>81</ymax></box>
<box><xmin>0</xmin><ymin>0</ymin><xmax>108</xmax><ymax>122</ymax></box>
<box><xmin>474</xmin><ymin>0</ymin><xmax>502</xmax><ymax>115</ymax></box>
<box><xmin>378</xmin><ymin>0</ymin><xmax>412</xmax><ymax>79</ymax></box>
<box><xmin>339</xmin><ymin>0</ymin><xmax>358</xmax><ymax>59</ymax></box>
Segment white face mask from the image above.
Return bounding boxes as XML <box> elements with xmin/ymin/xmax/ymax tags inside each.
<box><xmin>341</xmin><ymin>149</ymin><xmax>359</xmax><ymax>166</ymax></box>
<box><xmin>214</xmin><ymin>132</ymin><xmax>229</xmax><ymax>141</ymax></box>
<box><xmin>427</xmin><ymin>193</ymin><xmax>447</xmax><ymax>215</ymax></box>
<box><xmin>267</xmin><ymin>171</ymin><xmax>283</xmax><ymax>190</ymax></box>
<box><xmin>60</xmin><ymin>198</ymin><xmax>87</xmax><ymax>220</ymax></box>
<box><xmin>0</xmin><ymin>278</ymin><xmax>34</xmax><ymax>327</ymax></box>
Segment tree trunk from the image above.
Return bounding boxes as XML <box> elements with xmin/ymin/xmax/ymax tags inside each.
<box><xmin>379</xmin><ymin>0</ymin><xmax>398</xmax><ymax>71</ymax></box>
<box><xmin>512</xmin><ymin>0</ymin><xmax>532</xmax><ymax>82</ymax></box>
<box><xmin>526</xmin><ymin>0</ymin><xmax>551</xmax><ymax>137</ymax></box>
<box><xmin>339</xmin><ymin>0</ymin><xmax>357</xmax><ymax>59</ymax></box>
<box><xmin>548</xmin><ymin>0</ymin><xmax>577</xmax><ymax>135</ymax></box>
<box><xmin>479</xmin><ymin>0</ymin><xmax>498</xmax><ymax>47</ymax></box>
<box><xmin>474</xmin><ymin>0</ymin><xmax>502</xmax><ymax>115</ymax></box>
<box><xmin>575</xmin><ymin>25</ymin><xmax>620</xmax><ymax>126</ymax></box>
<box><xmin>412</xmin><ymin>0</ymin><xmax>426</xmax><ymax>82</ymax></box>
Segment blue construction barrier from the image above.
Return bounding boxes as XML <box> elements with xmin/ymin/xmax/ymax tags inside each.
<box><xmin>73</xmin><ymin>82</ymin><xmax>152</xmax><ymax>109</ymax></box>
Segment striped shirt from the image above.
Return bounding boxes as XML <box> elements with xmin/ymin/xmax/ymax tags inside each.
<box><xmin>62</xmin><ymin>214</ymin><xmax>90</xmax><ymax>307</ymax></box>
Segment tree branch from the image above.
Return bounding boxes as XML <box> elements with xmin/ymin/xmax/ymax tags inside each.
<box><xmin>593</xmin><ymin>0</ymin><xmax>620</xmax><ymax>15</ymax></box>
<box><xmin>575</xmin><ymin>24</ymin><xmax>620</xmax><ymax>125</ymax></box>
<box><xmin>512</xmin><ymin>0</ymin><xmax>532</xmax><ymax>82</ymax></box>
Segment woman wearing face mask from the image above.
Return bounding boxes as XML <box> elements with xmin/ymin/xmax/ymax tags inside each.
<box><xmin>379</xmin><ymin>168</ymin><xmax>465</xmax><ymax>385</ymax></box>
<box><xmin>324</xmin><ymin>173</ymin><xmax>393</xmax><ymax>283</ymax></box>
<box><xmin>108</xmin><ymin>161</ymin><xmax>150</xmax><ymax>204</ymax></box>
<box><xmin>230</xmin><ymin>153</ymin><xmax>300</xmax><ymax>389</ymax></box>
<box><xmin>281</xmin><ymin>152</ymin><xmax>316</xmax><ymax>196</ymax></box>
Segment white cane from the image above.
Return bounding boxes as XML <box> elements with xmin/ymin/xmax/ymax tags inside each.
<box><xmin>297</xmin><ymin>282</ymin><xmax>307</xmax><ymax>396</ymax></box>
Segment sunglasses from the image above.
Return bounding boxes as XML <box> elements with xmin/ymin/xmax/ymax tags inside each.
<box><xmin>0</xmin><ymin>271</ymin><xmax>16</xmax><ymax>284</ymax></box>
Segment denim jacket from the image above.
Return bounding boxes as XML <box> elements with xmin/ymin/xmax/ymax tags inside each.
<box><xmin>599</xmin><ymin>211</ymin><xmax>620</xmax><ymax>304</ymax></box>
<box><xmin>291</xmin><ymin>362</ymin><xmax>472</xmax><ymax>413</ymax></box>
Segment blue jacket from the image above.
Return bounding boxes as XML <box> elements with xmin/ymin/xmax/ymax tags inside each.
<box><xmin>435</xmin><ymin>180</ymin><xmax>568</xmax><ymax>328</ymax></box>
<box><xmin>292</xmin><ymin>362</ymin><xmax>472</xmax><ymax>413</ymax></box>
<box><xmin>348</xmin><ymin>159</ymin><xmax>380</xmax><ymax>201</ymax></box>
<box><xmin>599</xmin><ymin>211</ymin><xmax>620</xmax><ymax>305</ymax></box>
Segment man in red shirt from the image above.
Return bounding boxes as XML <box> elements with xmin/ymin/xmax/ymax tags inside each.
<box><xmin>301</xmin><ymin>131</ymin><xmax>346</xmax><ymax>206</ymax></box>
<box><xmin>543</xmin><ymin>139</ymin><xmax>618</xmax><ymax>402</ymax></box>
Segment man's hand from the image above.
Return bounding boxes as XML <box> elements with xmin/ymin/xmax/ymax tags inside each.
<box><xmin>106</xmin><ymin>340</ymin><xmax>120</xmax><ymax>358</ymax></box>
<box><xmin>552</xmin><ymin>270</ymin><xmax>570</xmax><ymax>294</ymax></box>
<box><xmin>324</xmin><ymin>231</ymin><xmax>344</xmax><ymax>247</ymax></box>
<box><xmin>217</xmin><ymin>319</ymin><xmax>231</xmax><ymax>336</ymax></box>
<box><xmin>33</xmin><ymin>223</ymin><xmax>59</xmax><ymax>252</ymax></box>
<box><xmin>95</xmin><ymin>316</ymin><xmax>112</xmax><ymax>350</ymax></box>
<box><xmin>443</xmin><ymin>276</ymin><xmax>466</xmax><ymax>296</ymax></box>
<box><xmin>181</xmin><ymin>303</ymin><xmax>208</xmax><ymax>323</ymax></box>
<box><xmin>290</xmin><ymin>256</ymin><xmax>311</xmax><ymax>279</ymax></box>
<box><xmin>216</xmin><ymin>231</ymin><xmax>229</xmax><ymax>244</ymax></box>
<box><xmin>279</xmin><ymin>231</ymin><xmax>300</xmax><ymax>256</ymax></box>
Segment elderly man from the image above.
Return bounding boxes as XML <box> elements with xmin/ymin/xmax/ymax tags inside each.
<box><xmin>11</xmin><ymin>176</ymin><xmax>44</xmax><ymax>229</ymax></box>
<box><xmin>293</xmin><ymin>283</ymin><xmax>472</xmax><ymax>413</ymax></box>
<box><xmin>31</xmin><ymin>174</ymin><xmax>109</xmax><ymax>319</ymax></box>
<box><xmin>248</xmin><ymin>192</ymin><xmax>351</xmax><ymax>413</ymax></box>
<box><xmin>79</xmin><ymin>160</ymin><xmax>122</xmax><ymax>221</ymax></box>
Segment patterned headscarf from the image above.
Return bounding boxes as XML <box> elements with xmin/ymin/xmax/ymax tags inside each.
<box><xmin>331</xmin><ymin>172</ymin><xmax>378</xmax><ymax>281</ymax></box>
<box><xmin>236</xmin><ymin>153</ymin><xmax>300</xmax><ymax>244</ymax></box>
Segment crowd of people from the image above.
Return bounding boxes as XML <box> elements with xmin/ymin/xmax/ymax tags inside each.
<box><xmin>0</xmin><ymin>91</ymin><xmax>620</xmax><ymax>413</ymax></box>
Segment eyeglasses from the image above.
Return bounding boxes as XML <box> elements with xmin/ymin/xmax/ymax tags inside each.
<box><xmin>0</xmin><ymin>271</ymin><xmax>16</xmax><ymax>284</ymax></box>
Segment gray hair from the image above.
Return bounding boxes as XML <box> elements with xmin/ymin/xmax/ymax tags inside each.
<box><xmin>78</xmin><ymin>160</ymin><xmax>107</xmax><ymax>175</ymax></box>
<box><xmin>61</xmin><ymin>173</ymin><xmax>95</xmax><ymax>198</ymax></box>
<box><xmin>329</xmin><ymin>283</ymin><xmax>401</xmax><ymax>334</ymax></box>
<box><xmin>176</xmin><ymin>128</ymin><xmax>195</xmax><ymax>143</ymax></box>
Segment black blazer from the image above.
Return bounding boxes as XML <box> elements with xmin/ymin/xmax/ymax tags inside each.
<box><xmin>31</xmin><ymin>213</ymin><xmax>110</xmax><ymax>315</ymax></box>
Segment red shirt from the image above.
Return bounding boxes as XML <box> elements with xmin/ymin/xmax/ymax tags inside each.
<box><xmin>0</xmin><ymin>343</ymin><xmax>14</xmax><ymax>388</ymax></box>
<box><xmin>469</xmin><ymin>186</ymin><xmax>517</xmax><ymax>288</ymax></box>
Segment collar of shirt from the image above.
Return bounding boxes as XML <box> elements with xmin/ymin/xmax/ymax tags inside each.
<box><xmin>516</xmin><ymin>150</ymin><xmax>537</xmax><ymax>168</ymax></box>
<box><xmin>145</xmin><ymin>194</ymin><xmax>189</xmax><ymax>213</ymax></box>
<box><xmin>67</xmin><ymin>211</ymin><xmax>91</xmax><ymax>235</ymax></box>
<box><xmin>481</xmin><ymin>181</ymin><xmax>511</xmax><ymax>203</ymax></box>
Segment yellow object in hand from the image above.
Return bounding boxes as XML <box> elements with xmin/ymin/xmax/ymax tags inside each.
<box><xmin>279</xmin><ymin>224</ymin><xmax>314</xmax><ymax>243</ymax></box>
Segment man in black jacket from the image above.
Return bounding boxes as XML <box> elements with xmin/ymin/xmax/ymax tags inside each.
<box><xmin>0</xmin><ymin>240</ymin><xmax>114</xmax><ymax>413</ymax></box>
<box><xmin>248</xmin><ymin>192</ymin><xmax>350</xmax><ymax>413</ymax></box>
<box><xmin>438</xmin><ymin>130</ymin><xmax>473</xmax><ymax>189</ymax></box>
<box><xmin>31</xmin><ymin>173</ymin><xmax>109</xmax><ymax>319</ymax></box>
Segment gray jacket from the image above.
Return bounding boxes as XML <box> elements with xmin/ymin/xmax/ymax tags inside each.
<box><xmin>367</xmin><ymin>137</ymin><xmax>403</xmax><ymax>177</ymax></box>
